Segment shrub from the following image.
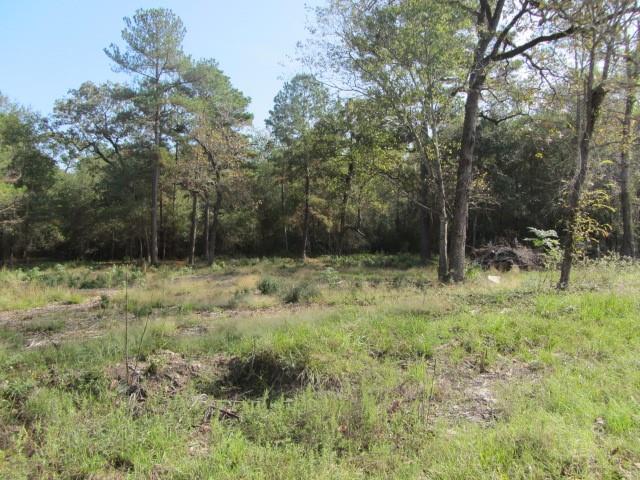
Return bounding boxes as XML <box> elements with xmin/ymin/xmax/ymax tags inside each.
<box><xmin>284</xmin><ymin>282</ymin><xmax>319</xmax><ymax>304</ymax></box>
<box><xmin>321</xmin><ymin>267</ymin><xmax>341</xmax><ymax>287</ymax></box>
<box><xmin>257</xmin><ymin>277</ymin><xmax>280</xmax><ymax>295</ymax></box>
<box><xmin>225</xmin><ymin>290</ymin><xmax>250</xmax><ymax>309</ymax></box>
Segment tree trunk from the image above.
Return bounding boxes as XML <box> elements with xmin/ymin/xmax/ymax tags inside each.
<box><xmin>203</xmin><ymin>195</ymin><xmax>210</xmax><ymax>259</ymax></box>
<box><xmin>448</xmin><ymin>7</ymin><xmax>500</xmax><ymax>282</ymax></box>
<box><xmin>145</xmin><ymin>229</ymin><xmax>151</xmax><ymax>264</ymax></box>
<box><xmin>21</xmin><ymin>197</ymin><xmax>30</xmax><ymax>259</ymax></box>
<box><xmin>150</xmin><ymin>105</ymin><xmax>160</xmax><ymax>265</ymax></box>
<box><xmin>419</xmin><ymin>159</ymin><xmax>431</xmax><ymax>264</ymax></box>
<box><xmin>281</xmin><ymin>161</ymin><xmax>289</xmax><ymax>253</ymax></box>
<box><xmin>620</xmin><ymin>94</ymin><xmax>636</xmax><ymax>258</ymax></box>
<box><xmin>450</xmin><ymin>76</ymin><xmax>484</xmax><ymax>282</ymax></box>
<box><xmin>0</xmin><ymin>229</ymin><xmax>7</xmax><ymax>266</ymax></box>
<box><xmin>472</xmin><ymin>213</ymin><xmax>478</xmax><ymax>249</ymax></box>
<box><xmin>395</xmin><ymin>188</ymin><xmax>402</xmax><ymax>236</ymax></box>
<box><xmin>188</xmin><ymin>192</ymin><xmax>198</xmax><ymax>266</ymax></box>
<box><xmin>432</xmin><ymin>135</ymin><xmax>449</xmax><ymax>282</ymax></box>
<box><xmin>160</xmin><ymin>188</ymin><xmax>166</xmax><ymax>260</ymax></box>
<box><xmin>302</xmin><ymin>164</ymin><xmax>311</xmax><ymax>260</ymax></box>
<box><xmin>620</xmin><ymin>36</ymin><xmax>638</xmax><ymax>257</ymax></box>
<box><xmin>208</xmin><ymin>175</ymin><xmax>222</xmax><ymax>266</ymax></box>
<box><xmin>558</xmin><ymin>48</ymin><xmax>607</xmax><ymax>289</ymax></box>
<box><xmin>338</xmin><ymin>160</ymin><xmax>355</xmax><ymax>255</ymax></box>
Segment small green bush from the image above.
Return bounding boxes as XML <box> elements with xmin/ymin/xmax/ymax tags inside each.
<box><xmin>258</xmin><ymin>277</ymin><xmax>280</xmax><ymax>295</ymax></box>
<box><xmin>321</xmin><ymin>267</ymin><xmax>341</xmax><ymax>287</ymax></box>
<box><xmin>284</xmin><ymin>282</ymin><xmax>319</xmax><ymax>304</ymax></box>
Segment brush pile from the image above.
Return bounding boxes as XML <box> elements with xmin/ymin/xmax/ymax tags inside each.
<box><xmin>472</xmin><ymin>244</ymin><xmax>543</xmax><ymax>271</ymax></box>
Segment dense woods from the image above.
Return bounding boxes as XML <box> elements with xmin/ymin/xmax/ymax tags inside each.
<box><xmin>4</xmin><ymin>3</ymin><xmax>640</xmax><ymax>477</ymax></box>
<box><xmin>1</xmin><ymin>1</ymin><xmax>640</xmax><ymax>288</ymax></box>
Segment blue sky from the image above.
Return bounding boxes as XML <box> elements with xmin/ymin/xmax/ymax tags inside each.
<box><xmin>0</xmin><ymin>0</ymin><xmax>322</xmax><ymax>128</ymax></box>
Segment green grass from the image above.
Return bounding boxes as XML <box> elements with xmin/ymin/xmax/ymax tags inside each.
<box><xmin>0</xmin><ymin>256</ymin><xmax>639</xmax><ymax>478</ymax></box>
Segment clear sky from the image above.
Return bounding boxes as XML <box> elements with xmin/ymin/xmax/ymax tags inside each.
<box><xmin>0</xmin><ymin>0</ymin><xmax>321</xmax><ymax>128</ymax></box>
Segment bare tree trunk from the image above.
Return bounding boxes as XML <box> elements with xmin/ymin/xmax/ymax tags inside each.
<box><xmin>302</xmin><ymin>164</ymin><xmax>311</xmax><ymax>260</ymax></box>
<box><xmin>145</xmin><ymin>229</ymin><xmax>151</xmax><ymax>264</ymax></box>
<box><xmin>450</xmin><ymin>76</ymin><xmax>484</xmax><ymax>282</ymax></box>
<box><xmin>620</xmin><ymin>95</ymin><xmax>636</xmax><ymax>258</ymax></box>
<box><xmin>472</xmin><ymin>213</ymin><xmax>478</xmax><ymax>249</ymax></box>
<box><xmin>150</xmin><ymin>105</ymin><xmax>160</xmax><ymax>265</ymax></box>
<box><xmin>21</xmin><ymin>198</ymin><xmax>30</xmax><ymax>259</ymax></box>
<box><xmin>338</xmin><ymin>160</ymin><xmax>355</xmax><ymax>255</ymax></box>
<box><xmin>203</xmin><ymin>195</ymin><xmax>210</xmax><ymax>259</ymax></box>
<box><xmin>432</xmin><ymin>136</ymin><xmax>449</xmax><ymax>282</ymax></box>
<box><xmin>395</xmin><ymin>188</ymin><xmax>401</xmax><ymax>235</ymax></box>
<box><xmin>160</xmin><ymin>189</ymin><xmax>166</xmax><ymax>260</ymax></box>
<box><xmin>558</xmin><ymin>46</ymin><xmax>608</xmax><ymax>289</ymax></box>
<box><xmin>418</xmin><ymin>159</ymin><xmax>431</xmax><ymax>264</ymax></box>
<box><xmin>188</xmin><ymin>192</ymin><xmax>198</xmax><ymax>266</ymax></box>
<box><xmin>208</xmin><ymin>175</ymin><xmax>222</xmax><ymax>266</ymax></box>
<box><xmin>1</xmin><ymin>229</ymin><xmax>5</xmax><ymax>266</ymax></box>
<box><xmin>620</xmin><ymin>34</ymin><xmax>638</xmax><ymax>257</ymax></box>
<box><xmin>281</xmin><ymin>161</ymin><xmax>289</xmax><ymax>253</ymax></box>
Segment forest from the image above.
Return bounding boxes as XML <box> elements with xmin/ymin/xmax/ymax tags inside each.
<box><xmin>1</xmin><ymin>2</ymin><xmax>640</xmax><ymax>478</ymax></box>
<box><xmin>0</xmin><ymin>1</ymin><xmax>638</xmax><ymax>288</ymax></box>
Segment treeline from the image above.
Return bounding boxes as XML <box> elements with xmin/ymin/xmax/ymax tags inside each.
<box><xmin>1</xmin><ymin>1</ymin><xmax>639</xmax><ymax>287</ymax></box>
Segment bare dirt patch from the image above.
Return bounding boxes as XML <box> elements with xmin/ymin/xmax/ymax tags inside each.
<box><xmin>387</xmin><ymin>347</ymin><xmax>543</xmax><ymax>425</ymax></box>
<box><xmin>431</xmin><ymin>347</ymin><xmax>543</xmax><ymax>423</ymax></box>
<box><xmin>0</xmin><ymin>291</ymin><xmax>117</xmax><ymax>347</ymax></box>
<box><xmin>107</xmin><ymin>349</ymin><xmax>228</xmax><ymax>400</ymax></box>
<box><xmin>2</xmin><ymin>309</ymin><xmax>113</xmax><ymax>349</ymax></box>
<box><xmin>0</xmin><ymin>293</ymin><xmax>108</xmax><ymax>324</ymax></box>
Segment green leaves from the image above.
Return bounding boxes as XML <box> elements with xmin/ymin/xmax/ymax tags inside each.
<box><xmin>267</xmin><ymin>74</ymin><xmax>331</xmax><ymax>146</ymax></box>
<box><xmin>104</xmin><ymin>8</ymin><xmax>187</xmax><ymax>81</ymax></box>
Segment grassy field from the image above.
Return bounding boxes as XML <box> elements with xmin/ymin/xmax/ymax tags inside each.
<box><xmin>0</xmin><ymin>255</ymin><xmax>639</xmax><ymax>479</ymax></box>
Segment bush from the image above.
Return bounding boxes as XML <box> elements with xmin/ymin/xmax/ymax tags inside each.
<box><xmin>225</xmin><ymin>290</ymin><xmax>250</xmax><ymax>309</ymax></box>
<box><xmin>284</xmin><ymin>282</ymin><xmax>319</xmax><ymax>304</ymax></box>
<box><xmin>321</xmin><ymin>267</ymin><xmax>341</xmax><ymax>287</ymax></box>
<box><xmin>257</xmin><ymin>277</ymin><xmax>280</xmax><ymax>295</ymax></box>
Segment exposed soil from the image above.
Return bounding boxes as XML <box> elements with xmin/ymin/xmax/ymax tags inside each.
<box><xmin>0</xmin><ymin>293</ymin><xmax>110</xmax><ymax>324</ymax></box>
<box><xmin>431</xmin><ymin>346</ymin><xmax>543</xmax><ymax>424</ymax></box>
<box><xmin>0</xmin><ymin>297</ymin><xmax>115</xmax><ymax>349</ymax></box>
<box><xmin>107</xmin><ymin>349</ymin><xmax>228</xmax><ymax>400</ymax></box>
<box><xmin>0</xmin><ymin>289</ymin><xmax>117</xmax><ymax>342</ymax></box>
<box><xmin>387</xmin><ymin>345</ymin><xmax>542</xmax><ymax>425</ymax></box>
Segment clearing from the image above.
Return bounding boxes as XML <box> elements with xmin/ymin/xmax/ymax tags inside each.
<box><xmin>0</xmin><ymin>255</ymin><xmax>639</xmax><ymax>479</ymax></box>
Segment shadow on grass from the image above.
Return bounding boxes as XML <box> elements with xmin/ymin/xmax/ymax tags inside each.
<box><xmin>197</xmin><ymin>351</ymin><xmax>308</xmax><ymax>401</ymax></box>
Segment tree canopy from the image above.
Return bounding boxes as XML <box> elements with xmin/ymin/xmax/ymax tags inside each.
<box><xmin>2</xmin><ymin>2</ymin><xmax>640</xmax><ymax>288</ymax></box>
